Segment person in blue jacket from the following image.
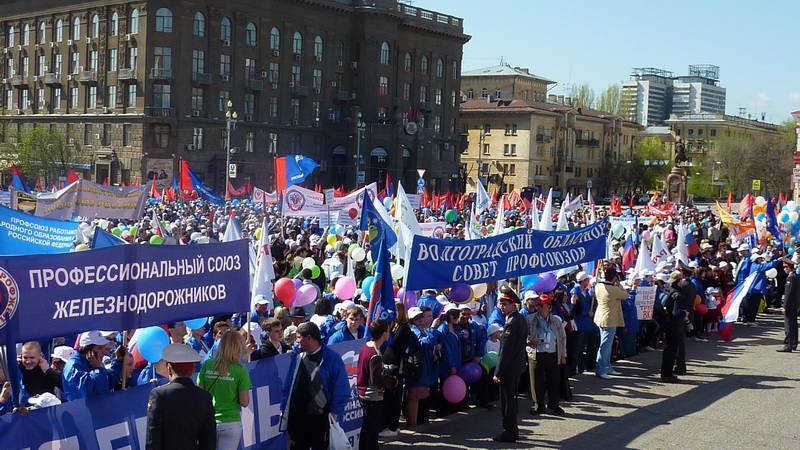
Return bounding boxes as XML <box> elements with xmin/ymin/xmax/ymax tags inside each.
<box><xmin>569</xmin><ymin>272</ymin><xmax>596</xmax><ymax>375</ymax></box>
<box><xmin>743</xmin><ymin>252</ymin><xmax>782</xmax><ymax>324</ymax></box>
<box><xmin>455</xmin><ymin>304</ymin><xmax>490</xmax><ymax>408</ymax></box>
<box><xmin>405</xmin><ymin>306</ymin><xmax>440</xmax><ymax>427</ymax></box>
<box><xmin>434</xmin><ymin>305</ymin><xmax>462</xmax><ymax>416</ymax></box>
<box><xmin>417</xmin><ymin>289</ymin><xmax>444</xmax><ymax>318</ymax></box>
<box><xmin>280</xmin><ymin>322</ymin><xmax>351</xmax><ymax>450</ymax></box>
<box><xmin>520</xmin><ymin>291</ymin><xmax>539</xmax><ymax>317</ymax></box>
<box><xmin>620</xmin><ymin>282</ymin><xmax>640</xmax><ymax>357</ymax></box>
<box><xmin>62</xmin><ymin>331</ymin><xmax>124</xmax><ymax>401</ymax></box>
<box><xmin>136</xmin><ymin>360</ymin><xmax>169</xmax><ymax>387</ymax></box>
<box><xmin>327</xmin><ymin>306</ymin><xmax>365</xmax><ymax>344</ymax></box>
<box><xmin>487</xmin><ymin>305</ymin><xmax>506</xmax><ymax>327</ymax></box>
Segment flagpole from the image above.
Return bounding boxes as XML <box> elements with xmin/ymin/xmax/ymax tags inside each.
<box><xmin>121</xmin><ymin>331</ymin><xmax>129</xmax><ymax>390</ymax></box>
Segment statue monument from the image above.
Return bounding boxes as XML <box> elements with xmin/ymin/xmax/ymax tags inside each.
<box><xmin>666</xmin><ymin>139</ymin><xmax>688</xmax><ymax>204</ymax></box>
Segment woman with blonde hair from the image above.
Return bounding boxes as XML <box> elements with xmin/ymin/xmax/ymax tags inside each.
<box><xmin>198</xmin><ymin>330</ymin><xmax>253</xmax><ymax>449</ymax></box>
<box><xmin>273</xmin><ymin>306</ymin><xmax>294</xmax><ymax>330</ymax></box>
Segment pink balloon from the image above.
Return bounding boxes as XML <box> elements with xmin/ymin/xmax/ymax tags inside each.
<box><xmin>442</xmin><ymin>375</ymin><xmax>467</xmax><ymax>404</ymax></box>
<box><xmin>292</xmin><ymin>278</ymin><xmax>303</xmax><ymax>291</ymax></box>
<box><xmin>334</xmin><ymin>277</ymin><xmax>356</xmax><ymax>300</ymax></box>
<box><xmin>293</xmin><ymin>284</ymin><xmax>318</xmax><ymax>307</ymax></box>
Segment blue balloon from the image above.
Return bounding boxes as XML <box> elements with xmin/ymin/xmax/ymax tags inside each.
<box><xmin>232</xmin><ymin>199</ymin><xmax>240</xmax><ymax>206</ymax></box>
<box><xmin>362</xmin><ymin>276</ymin><xmax>376</xmax><ymax>299</ymax></box>
<box><xmin>780</xmin><ymin>213</ymin><xmax>790</xmax><ymax>223</ymax></box>
<box><xmin>520</xmin><ymin>274</ymin><xmax>541</xmax><ymax>290</ymax></box>
<box><xmin>789</xmin><ymin>247</ymin><xmax>795</xmax><ymax>255</ymax></box>
<box><xmin>137</xmin><ymin>326</ymin><xmax>170</xmax><ymax>364</ymax></box>
<box><xmin>184</xmin><ymin>317</ymin><xmax>208</xmax><ymax>330</ymax></box>
<box><xmin>756</xmin><ymin>212</ymin><xmax>766</xmax><ymax>221</ymax></box>
<box><xmin>533</xmin><ymin>272</ymin><xmax>558</xmax><ymax>293</ymax></box>
<box><xmin>383</xmin><ymin>197</ymin><xmax>393</xmax><ymax>209</ymax></box>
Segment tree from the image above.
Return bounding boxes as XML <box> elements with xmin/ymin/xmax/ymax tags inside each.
<box><xmin>569</xmin><ymin>83</ymin><xmax>595</xmax><ymax>109</ymax></box>
<box><xmin>596</xmin><ymin>84</ymin><xmax>621</xmax><ymax>115</ymax></box>
<box><xmin>0</xmin><ymin>127</ymin><xmax>86</xmax><ymax>185</ymax></box>
<box><xmin>707</xmin><ymin>134</ymin><xmax>752</xmax><ymax>197</ymax></box>
<box><xmin>634</xmin><ymin>137</ymin><xmax>670</xmax><ymax>190</ymax></box>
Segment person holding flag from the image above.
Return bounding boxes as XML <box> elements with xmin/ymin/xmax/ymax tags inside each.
<box><xmin>360</xmin><ymin>195</ymin><xmax>397</xmax><ymax>324</ymax></box>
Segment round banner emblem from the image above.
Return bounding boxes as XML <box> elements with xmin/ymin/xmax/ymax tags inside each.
<box><xmin>286</xmin><ymin>190</ymin><xmax>307</xmax><ymax>212</ymax></box>
<box><xmin>0</xmin><ymin>267</ymin><xmax>20</xmax><ymax>330</ymax></box>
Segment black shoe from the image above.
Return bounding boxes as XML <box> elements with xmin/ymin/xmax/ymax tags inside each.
<box><xmin>776</xmin><ymin>348</ymin><xmax>792</xmax><ymax>353</ymax></box>
<box><xmin>674</xmin><ymin>369</ymin><xmax>687</xmax><ymax>375</ymax></box>
<box><xmin>548</xmin><ymin>405</ymin><xmax>565</xmax><ymax>416</ymax></box>
<box><xmin>660</xmin><ymin>376</ymin><xmax>681</xmax><ymax>383</ymax></box>
<box><xmin>493</xmin><ymin>433</ymin><xmax>517</xmax><ymax>443</ymax></box>
<box><xmin>530</xmin><ymin>407</ymin><xmax>544</xmax><ymax>415</ymax></box>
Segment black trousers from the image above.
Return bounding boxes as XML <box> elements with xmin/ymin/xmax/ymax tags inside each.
<box><xmin>533</xmin><ymin>352</ymin><xmax>560</xmax><ymax>409</ymax></box>
<box><xmin>499</xmin><ymin>376</ymin><xmax>520</xmax><ymax>439</ymax></box>
<box><xmin>359</xmin><ymin>399</ymin><xmax>384</xmax><ymax>450</ymax></box>
<box><xmin>288</xmin><ymin>413</ymin><xmax>329</xmax><ymax>450</ymax></box>
<box><xmin>784</xmin><ymin>314</ymin><xmax>798</xmax><ymax>350</ymax></box>
<box><xmin>661</xmin><ymin>321</ymin><xmax>686</xmax><ymax>378</ymax></box>
<box><xmin>742</xmin><ymin>293</ymin><xmax>761</xmax><ymax>322</ymax></box>
<box><xmin>382</xmin><ymin>384</ymin><xmax>403</xmax><ymax>432</ymax></box>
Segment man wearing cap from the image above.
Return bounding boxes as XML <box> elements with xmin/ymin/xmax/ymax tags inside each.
<box><xmin>526</xmin><ymin>294</ymin><xmax>567</xmax><ymax>416</ymax></box>
<box><xmin>454</xmin><ymin>303</ymin><xmax>490</xmax><ymax>409</ymax></box>
<box><xmin>62</xmin><ymin>331</ymin><xmax>125</xmax><ymax>401</ymax></box>
<box><xmin>492</xmin><ymin>285</ymin><xmax>528</xmax><ymax>443</ymax></box>
<box><xmin>661</xmin><ymin>271</ymin><xmax>690</xmax><ymax>382</ymax></box>
<box><xmin>742</xmin><ymin>252</ymin><xmax>782</xmax><ymax>325</ymax></box>
<box><xmin>146</xmin><ymin>344</ymin><xmax>215</xmax><ymax>450</ymax></box>
<box><xmin>778</xmin><ymin>258</ymin><xmax>800</xmax><ymax>352</ymax></box>
<box><xmin>520</xmin><ymin>290</ymin><xmax>539</xmax><ymax>317</ymax></box>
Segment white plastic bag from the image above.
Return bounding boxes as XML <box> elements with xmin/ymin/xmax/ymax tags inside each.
<box><xmin>328</xmin><ymin>414</ymin><xmax>352</xmax><ymax>450</ymax></box>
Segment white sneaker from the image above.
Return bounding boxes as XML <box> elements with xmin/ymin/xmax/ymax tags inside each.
<box><xmin>645</xmin><ymin>346</ymin><xmax>657</xmax><ymax>352</ymax></box>
<box><xmin>608</xmin><ymin>369</ymin><xmax>622</xmax><ymax>375</ymax></box>
<box><xmin>597</xmin><ymin>373</ymin><xmax>611</xmax><ymax>379</ymax></box>
<box><xmin>379</xmin><ymin>428</ymin><xmax>399</xmax><ymax>439</ymax></box>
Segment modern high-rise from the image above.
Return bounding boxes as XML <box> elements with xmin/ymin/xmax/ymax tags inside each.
<box><xmin>622</xmin><ymin>64</ymin><xmax>726</xmax><ymax>127</ymax></box>
<box><xmin>0</xmin><ymin>0</ymin><xmax>470</xmax><ymax>193</ymax></box>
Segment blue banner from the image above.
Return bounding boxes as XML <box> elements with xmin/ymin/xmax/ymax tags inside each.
<box><xmin>0</xmin><ymin>205</ymin><xmax>78</xmax><ymax>255</ymax></box>
<box><xmin>0</xmin><ymin>339</ymin><xmax>365</xmax><ymax>450</ymax></box>
<box><xmin>0</xmin><ymin>240</ymin><xmax>250</xmax><ymax>345</ymax></box>
<box><xmin>91</xmin><ymin>228</ymin><xmax>127</xmax><ymax>248</ymax></box>
<box><xmin>405</xmin><ymin>218</ymin><xmax>609</xmax><ymax>290</ymax></box>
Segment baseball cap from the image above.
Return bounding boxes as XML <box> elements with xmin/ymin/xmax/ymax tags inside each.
<box><xmin>51</xmin><ymin>346</ymin><xmax>74</xmax><ymax>363</ymax></box>
<box><xmin>79</xmin><ymin>330</ymin><xmax>110</xmax><ymax>348</ymax></box>
<box><xmin>737</xmin><ymin>244</ymin><xmax>750</xmax><ymax>252</ymax></box>
<box><xmin>487</xmin><ymin>323</ymin><xmax>503</xmax><ymax>335</ymax></box>
<box><xmin>523</xmin><ymin>290</ymin><xmax>539</xmax><ymax>300</ymax></box>
<box><xmin>161</xmin><ymin>343</ymin><xmax>202</xmax><ymax>364</ymax></box>
<box><xmin>575</xmin><ymin>271</ymin><xmax>590</xmax><ymax>282</ymax></box>
<box><xmin>407</xmin><ymin>307</ymin><xmax>423</xmax><ymax>319</ymax></box>
<box><xmin>458</xmin><ymin>303</ymin><xmax>472</xmax><ymax>311</ymax></box>
<box><xmin>254</xmin><ymin>294</ymin><xmax>270</xmax><ymax>305</ymax></box>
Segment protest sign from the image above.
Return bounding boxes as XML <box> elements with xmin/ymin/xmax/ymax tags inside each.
<box><xmin>419</xmin><ymin>221</ymin><xmax>447</xmax><ymax>238</ymax></box>
<box><xmin>405</xmin><ymin>218</ymin><xmax>608</xmax><ymax>290</ymax></box>
<box><xmin>635</xmin><ymin>285</ymin><xmax>657</xmax><ymax>320</ymax></box>
<box><xmin>34</xmin><ymin>179</ymin><xmax>148</xmax><ymax>220</ymax></box>
<box><xmin>0</xmin><ymin>205</ymin><xmax>77</xmax><ymax>255</ymax></box>
<box><xmin>281</xmin><ymin>185</ymin><xmax>325</xmax><ymax>218</ymax></box>
<box><xmin>334</xmin><ymin>182</ymin><xmax>377</xmax><ymax>226</ymax></box>
<box><xmin>609</xmin><ymin>216</ymin><xmax>654</xmax><ymax>227</ymax></box>
<box><xmin>0</xmin><ymin>339</ymin><xmax>364</xmax><ymax>450</ymax></box>
<box><xmin>0</xmin><ymin>240</ymin><xmax>250</xmax><ymax>345</ymax></box>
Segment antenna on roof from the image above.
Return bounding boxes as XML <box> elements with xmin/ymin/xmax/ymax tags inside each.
<box><xmin>499</xmin><ymin>56</ymin><xmax>504</xmax><ymax>66</ymax></box>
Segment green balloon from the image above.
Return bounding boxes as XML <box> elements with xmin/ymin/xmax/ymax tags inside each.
<box><xmin>445</xmin><ymin>209</ymin><xmax>458</xmax><ymax>223</ymax></box>
<box><xmin>130</xmin><ymin>225</ymin><xmax>139</xmax><ymax>238</ymax></box>
<box><xmin>111</xmin><ymin>227</ymin><xmax>123</xmax><ymax>236</ymax></box>
<box><xmin>149</xmin><ymin>235</ymin><xmax>164</xmax><ymax>245</ymax></box>
<box><xmin>481</xmin><ymin>351</ymin><xmax>499</xmax><ymax>369</ymax></box>
<box><xmin>311</xmin><ymin>265</ymin><xmax>321</xmax><ymax>279</ymax></box>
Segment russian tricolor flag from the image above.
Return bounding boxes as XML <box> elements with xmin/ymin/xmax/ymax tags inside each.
<box><xmin>10</xmin><ymin>164</ymin><xmax>31</xmax><ymax>193</ymax></box>
<box><xmin>274</xmin><ymin>154</ymin><xmax>319</xmax><ymax>192</ymax></box>
<box><xmin>685</xmin><ymin>227</ymin><xmax>700</xmax><ymax>256</ymax></box>
<box><xmin>719</xmin><ymin>272</ymin><xmax>758</xmax><ymax>341</ymax></box>
<box><xmin>622</xmin><ymin>233</ymin><xmax>637</xmax><ymax>271</ymax></box>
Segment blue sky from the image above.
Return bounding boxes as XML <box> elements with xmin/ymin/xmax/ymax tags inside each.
<box><xmin>429</xmin><ymin>0</ymin><xmax>798</xmax><ymax>123</ymax></box>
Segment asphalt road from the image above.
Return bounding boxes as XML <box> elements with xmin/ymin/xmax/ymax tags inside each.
<box><xmin>384</xmin><ymin>314</ymin><xmax>799</xmax><ymax>450</ymax></box>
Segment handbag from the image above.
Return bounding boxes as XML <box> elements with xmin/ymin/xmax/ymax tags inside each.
<box><xmin>399</xmin><ymin>351</ymin><xmax>422</xmax><ymax>380</ymax></box>
<box><xmin>328</xmin><ymin>414</ymin><xmax>353</xmax><ymax>450</ymax></box>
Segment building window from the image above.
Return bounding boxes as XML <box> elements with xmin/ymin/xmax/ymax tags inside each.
<box><xmin>22</xmin><ymin>55</ymin><xmax>29</xmax><ymax>77</ymax></box>
<box><xmin>292</xmin><ymin>32</ymin><xmax>302</xmax><ymax>55</ymax></box>
<box><xmin>402</xmin><ymin>83</ymin><xmax>410</xmax><ymax>101</ymax></box>
<box><xmin>192</xmin><ymin>50</ymin><xmax>205</xmax><ymax>74</ymax></box>
<box><xmin>467</xmin><ymin>89</ymin><xmax>474</xmax><ymax>100</ymax></box>
<box><xmin>451</xmin><ymin>90</ymin><xmax>457</xmax><ymax>107</ymax></box>
<box><xmin>220</xmin><ymin>17</ymin><xmax>231</xmax><ymax>44</ymax></box>
<box><xmin>90</xmin><ymin>15</ymin><xmax>99</xmax><ymax>38</ymax></box>
<box><xmin>55</xmin><ymin>20</ymin><xmax>63</xmax><ymax>42</ymax></box>
<box><xmin>218</xmin><ymin>90</ymin><xmax>229</xmax><ymax>112</ymax></box>
<box><xmin>270</xmin><ymin>27</ymin><xmax>280</xmax><ymax>53</ymax></box>
<box><xmin>153</xmin><ymin>47</ymin><xmax>172</xmax><ymax>73</ymax></box>
<box><xmin>127</xmin><ymin>82</ymin><xmax>136</xmax><ymax>108</ymax></box>
<box><xmin>123</xmin><ymin>123</ymin><xmax>131</xmax><ymax>146</ymax></box>
<box><xmin>269</xmin><ymin>96</ymin><xmax>278</xmax><ymax>118</ymax></box>
<box><xmin>128</xmin><ymin>46</ymin><xmax>138</xmax><ymax>70</ymax></box>
<box><xmin>38</xmin><ymin>22</ymin><xmax>46</xmax><ymax>45</ymax></box>
<box><xmin>511</xmin><ymin>144</ymin><xmax>517</xmax><ymax>156</ymax></box>
<box><xmin>269</xmin><ymin>133</ymin><xmax>278</xmax><ymax>154</ymax></box>
<box><xmin>336</xmin><ymin>41</ymin><xmax>344</xmax><ymax>65</ymax></box>
<box><xmin>313</xmin><ymin>36</ymin><xmax>323</xmax><ymax>62</ymax></box>
<box><xmin>72</xmin><ymin>17</ymin><xmax>81</xmax><ymax>41</ymax></box>
<box><xmin>688</xmin><ymin>129</ymin><xmax>694</xmax><ymax>136</ymax></box>
<box><xmin>152</xmin><ymin>84</ymin><xmax>171</xmax><ymax>108</ymax></box>
<box><xmin>434</xmin><ymin>88</ymin><xmax>442</xmax><ymax>105</ymax></box>
<box><xmin>153</xmin><ymin>125</ymin><xmax>169</xmax><ymax>148</ymax></box>
<box><xmin>219</xmin><ymin>54</ymin><xmax>230</xmax><ymax>79</ymax></box>
<box><xmin>710</xmin><ymin>129</ymin><xmax>716</xmax><ymax>137</ymax></box>
<box><xmin>452</xmin><ymin>61</ymin><xmax>457</xmax><ymax>80</ymax></box>
<box><xmin>312</xmin><ymin>68</ymin><xmax>322</xmax><ymax>91</ymax></box>
<box><xmin>380</xmin><ymin>41</ymin><xmax>390</xmax><ymax>65</ymax></box>
<box><xmin>155</xmin><ymin>8</ymin><xmax>173</xmax><ymax>33</ymax></box>
<box><xmin>108</xmin><ymin>48</ymin><xmax>117</xmax><ymax>72</ymax></box>
<box><xmin>20</xmin><ymin>89</ymin><xmax>28</xmax><ymax>110</ymax></box>
<box><xmin>404</xmin><ymin>53</ymin><xmax>412</xmax><ymax>72</ymax></box>
<box><xmin>53</xmin><ymin>87</ymin><xmax>61</xmax><ymax>109</ymax></box>
<box><xmin>495</xmin><ymin>88</ymin><xmax>502</xmax><ymax>99</ymax></box>
<box><xmin>88</xmin><ymin>50</ymin><xmax>98</xmax><ymax>71</ymax></box>
<box><xmin>378</xmin><ymin>76</ymin><xmax>389</xmax><ymax>96</ymax></box>
<box><xmin>291</xmin><ymin>65</ymin><xmax>300</xmax><ymax>85</ymax></box>
<box><xmin>23</xmin><ymin>24</ymin><xmax>30</xmax><ymax>46</ymax></box>
<box><xmin>191</xmin><ymin>87</ymin><xmax>203</xmax><ymax>112</ymax></box>
<box><xmin>70</xmin><ymin>86</ymin><xmax>79</xmax><ymax>109</ymax></box>
<box><xmin>245</xmin><ymin>131</ymin><xmax>254</xmax><ymax>152</ymax></box>
<box><xmin>698</xmin><ymin>129</ymin><xmax>704</xmax><ymax>136</ymax></box>
<box><xmin>87</xmin><ymin>86</ymin><xmax>97</xmax><ymax>108</ymax></box>
<box><xmin>483</xmin><ymin>123</ymin><xmax>491</xmax><ymax>134</ymax></box>
<box><xmin>420</xmin><ymin>56</ymin><xmax>428</xmax><ymax>74</ymax></box>
<box><xmin>434</xmin><ymin>116</ymin><xmax>441</xmax><ymax>133</ymax></box>
<box><xmin>84</xmin><ymin>123</ymin><xmax>92</xmax><ymax>145</ymax></box>
<box><xmin>436</xmin><ymin>58</ymin><xmax>443</xmax><ymax>77</ymax></box>
<box><xmin>36</xmin><ymin>53</ymin><xmax>45</xmax><ymax>76</ymax></box>
<box><xmin>130</xmin><ymin>9</ymin><xmax>139</xmax><ymax>34</ymax></box>
<box><xmin>106</xmin><ymin>85</ymin><xmax>116</xmax><ymax>107</ymax></box>
<box><xmin>110</xmin><ymin>12</ymin><xmax>119</xmax><ymax>36</ymax></box>
<box><xmin>7</xmin><ymin>26</ymin><xmax>15</xmax><ymax>47</ymax></box>
<box><xmin>378</xmin><ymin>106</ymin><xmax>387</xmax><ymax>120</ymax></box>
<box><xmin>419</xmin><ymin>86</ymin><xmax>427</xmax><ymax>103</ymax></box>
<box><xmin>269</xmin><ymin>62</ymin><xmax>279</xmax><ymax>84</ymax></box>
<box><xmin>312</xmin><ymin>101</ymin><xmax>320</xmax><ymax>124</ymax></box>
<box><xmin>244</xmin><ymin>93</ymin><xmax>254</xmax><ymax>115</ymax></box>
<box><xmin>193</xmin><ymin>128</ymin><xmax>204</xmax><ymax>150</ymax></box>
<box><xmin>35</xmin><ymin>88</ymin><xmax>43</xmax><ymax>111</ymax></box>
<box><xmin>102</xmin><ymin>123</ymin><xmax>111</xmax><ymax>146</ymax></box>
<box><xmin>244</xmin><ymin>58</ymin><xmax>256</xmax><ymax>80</ymax></box>
<box><xmin>480</xmin><ymin>88</ymin><xmax>488</xmax><ymax>99</ymax></box>
<box><xmin>193</xmin><ymin>12</ymin><xmax>205</xmax><ymax>37</ymax></box>
<box><xmin>291</xmin><ymin>98</ymin><xmax>300</xmax><ymax>122</ymax></box>
<box><xmin>245</xmin><ymin>22</ymin><xmax>257</xmax><ymax>46</ymax></box>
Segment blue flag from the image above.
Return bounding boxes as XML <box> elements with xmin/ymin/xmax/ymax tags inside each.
<box><xmin>275</xmin><ymin>155</ymin><xmax>320</xmax><ymax>190</ymax></box>
<box><xmin>359</xmin><ymin>195</ymin><xmax>397</xmax><ymax>261</ymax></box>
<box><xmin>367</xmin><ymin>237</ymin><xmax>396</xmax><ymax>324</ymax></box>
<box><xmin>188</xmin><ymin>166</ymin><xmax>225</xmax><ymax>206</ymax></box>
<box><xmin>765</xmin><ymin>197</ymin><xmax>782</xmax><ymax>242</ymax></box>
<box><xmin>91</xmin><ymin>228</ymin><xmax>127</xmax><ymax>249</ymax></box>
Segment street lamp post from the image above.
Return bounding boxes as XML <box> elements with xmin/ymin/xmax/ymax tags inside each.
<box><xmin>354</xmin><ymin>111</ymin><xmax>366</xmax><ymax>187</ymax></box>
<box><xmin>225</xmin><ymin>100</ymin><xmax>238</xmax><ymax>199</ymax></box>
<box><xmin>476</xmin><ymin>130</ymin><xmax>486</xmax><ymax>186</ymax></box>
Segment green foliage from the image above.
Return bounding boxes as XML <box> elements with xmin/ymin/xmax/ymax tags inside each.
<box><xmin>0</xmin><ymin>126</ymin><xmax>86</xmax><ymax>182</ymax></box>
<box><xmin>569</xmin><ymin>83</ymin><xmax>595</xmax><ymax>109</ymax></box>
<box><xmin>596</xmin><ymin>84</ymin><xmax>621</xmax><ymax>115</ymax></box>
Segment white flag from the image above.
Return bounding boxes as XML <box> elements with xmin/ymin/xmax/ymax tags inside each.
<box><xmin>251</xmin><ymin>217</ymin><xmax>275</xmax><ymax>311</ymax></box>
<box><xmin>539</xmin><ymin>189</ymin><xmax>554</xmax><ymax>231</ymax></box>
<box><xmin>222</xmin><ymin>216</ymin><xmax>244</xmax><ymax>242</ymax></box>
<box><xmin>634</xmin><ymin>238</ymin><xmax>656</xmax><ymax>275</ymax></box>
<box><xmin>475</xmin><ymin>178</ymin><xmax>490</xmax><ymax>213</ymax></box>
<box><xmin>555</xmin><ymin>192</ymin><xmax>570</xmax><ymax>231</ymax></box>
<box><xmin>492</xmin><ymin>195</ymin><xmax>506</xmax><ymax>236</ymax></box>
<box><xmin>675</xmin><ymin>222</ymin><xmax>690</xmax><ymax>264</ymax></box>
<box><xmin>650</xmin><ymin>234</ymin><xmax>670</xmax><ymax>266</ymax></box>
<box><xmin>588</xmin><ymin>188</ymin><xmax>597</xmax><ymax>224</ymax></box>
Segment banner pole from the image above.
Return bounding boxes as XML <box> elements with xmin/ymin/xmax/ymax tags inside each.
<box><xmin>121</xmin><ymin>331</ymin><xmax>128</xmax><ymax>390</ymax></box>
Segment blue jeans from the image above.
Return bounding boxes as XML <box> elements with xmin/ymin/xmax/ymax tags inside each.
<box><xmin>596</xmin><ymin>327</ymin><xmax>616</xmax><ymax>376</ymax></box>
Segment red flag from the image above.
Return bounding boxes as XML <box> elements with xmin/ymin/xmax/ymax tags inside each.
<box><xmin>66</xmin><ymin>170</ymin><xmax>79</xmax><ymax>183</ymax></box>
<box><xmin>628</xmin><ymin>194</ymin><xmax>634</xmax><ymax>210</ymax></box>
<box><xmin>421</xmin><ymin>187</ymin><xmax>430</xmax><ymax>208</ymax></box>
<box><xmin>34</xmin><ymin>177</ymin><xmax>43</xmax><ymax>191</ymax></box>
<box><xmin>102</xmin><ymin>178</ymin><xmax>109</xmax><ymax>186</ymax></box>
<box><xmin>738</xmin><ymin>193</ymin><xmax>753</xmax><ymax>220</ymax></box>
<box><xmin>149</xmin><ymin>175</ymin><xmax>160</xmax><ymax>198</ymax></box>
<box><xmin>727</xmin><ymin>192</ymin><xmax>733</xmax><ymax>213</ymax></box>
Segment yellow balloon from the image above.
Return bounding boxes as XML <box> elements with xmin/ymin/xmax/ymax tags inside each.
<box><xmin>255</xmin><ymin>227</ymin><xmax>263</xmax><ymax>240</ymax></box>
<box><xmin>327</xmin><ymin>234</ymin><xmax>338</xmax><ymax>246</ymax></box>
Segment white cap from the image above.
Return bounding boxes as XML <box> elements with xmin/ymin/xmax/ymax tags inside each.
<box><xmin>443</xmin><ymin>303</ymin><xmax>459</xmax><ymax>313</ymax></box>
<box><xmin>51</xmin><ymin>346</ymin><xmax>74</xmax><ymax>363</ymax></box>
<box><xmin>719</xmin><ymin>261</ymin><xmax>729</xmax><ymax>269</ymax></box>
<box><xmin>750</xmin><ymin>253</ymin><xmax>764</xmax><ymax>262</ymax></box>
<box><xmin>655</xmin><ymin>273</ymin><xmax>670</xmax><ymax>283</ymax></box>
<box><xmin>641</xmin><ymin>269</ymin><xmax>654</xmax><ymax>277</ymax></box>
<box><xmin>407</xmin><ymin>307</ymin><xmax>423</xmax><ymax>319</ymax></box>
<box><xmin>575</xmin><ymin>271</ymin><xmax>590</xmax><ymax>282</ymax></box>
<box><xmin>737</xmin><ymin>244</ymin><xmax>751</xmax><ymax>252</ymax></box>
<box><xmin>254</xmin><ymin>294</ymin><xmax>270</xmax><ymax>305</ymax></box>
<box><xmin>79</xmin><ymin>330</ymin><xmax>110</xmax><ymax>348</ymax></box>
<box><xmin>523</xmin><ymin>290</ymin><xmax>539</xmax><ymax>300</ymax></box>
<box><xmin>458</xmin><ymin>303</ymin><xmax>472</xmax><ymax>311</ymax></box>
<box><xmin>487</xmin><ymin>323</ymin><xmax>503</xmax><ymax>335</ymax></box>
<box><xmin>27</xmin><ymin>392</ymin><xmax>61</xmax><ymax>408</ymax></box>
<box><xmin>162</xmin><ymin>343</ymin><xmax>202</xmax><ymax>363</ymax></box>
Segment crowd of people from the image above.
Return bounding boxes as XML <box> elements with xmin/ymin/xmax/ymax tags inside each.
<box><xmin>2</xmin><ymin>192</ymin><xmax>799</xmax><ymax>450</ymax></box>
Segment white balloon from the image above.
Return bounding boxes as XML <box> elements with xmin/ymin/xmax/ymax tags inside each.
<box><xmin>790</xmin><ymin>212</ymin><xmax>799</xmax><ymax>222</ymax></box>
<box><xmin>302</xmin><ymin>257</ymin><xmax>316</xmax><ymax>269</ymax></box>
<box><xmin>755</xmin><ymin>196</ymin><xmax>766</xmax><ymax>206</ymax></box>
<box><xmin>391</xmin><ymin>264</ymin><xmax>405</xmax><ymax>280</ymax></box>
<box><xmin>765</xmin><ymin>268</ymin><xmax>778</xmax><ymax>279</ymax></box>
<box><xmin>352</xmin><ymin>248</ymin><xmax>366</xmax><ymax>262</ymax></box>
<box><xmin>471</xmin><ymin>283</ymin><xmax>488</xmax><ymax>298</ymax></box>
<box><xmin>787</xmin><ymin>200</ymin><xmax>797</xmax><ymax>211</ymax></box>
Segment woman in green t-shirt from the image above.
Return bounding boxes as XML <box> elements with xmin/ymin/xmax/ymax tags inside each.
<box><xmin>198</xmin><ymin>330</ymin><xmax>252</xmax><ymax>449</ymax></box>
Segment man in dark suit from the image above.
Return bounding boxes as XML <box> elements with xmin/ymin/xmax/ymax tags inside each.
<box><xmin>778</xmin><ymin>258</ymin><xmax>800</xmax><ymax>352</ymax></box>
<box><xmin>492</xmin><ymin>285</ymin><xmax>529</xmax><ymax>443</ymax></box>
<box><xmin>146</xmin><ymin>344</ymin><xmax>216</xmax><ymax>450</ymax></box>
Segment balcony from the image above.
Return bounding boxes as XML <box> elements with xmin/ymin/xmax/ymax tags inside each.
<box><xmin>145</xmin><ymin>107</ymin><xmax>175</xmax><ymax>118</ymax></box>
<box><xmin>192</xmin><ymin>72</ymin><xmax>212</xmax><ymax>86</ymax></box>
<box><xmin>536</xmin><ymin>133</ymin><xmax>545</xmax><ymax>142</ymax></box>
<box><xmin>243</xmin><ymin>78</ymin><xmax>264</xmax><ymax>91</ymax></box>
<box><xmin>78</xmin><ymin>70</ymin><xmax>97</xmax><ymax>84</ymax></box>
<box><xmin>289</xmin><ymin>84</ymin><xmax>309</xmax><ymax>97</ymax></box>
<box><xmin>149</xmin><ymin>68</ymin><xmax>172</xmax><ymax>82</ymax></box>
<box><xmin>43</xmin><ymin>73</ymin><xmax>61</xmax><ymax>86</ymax></box>
<box><xmin>588</xmin><ymin>138</ymin><xmax>600</xmax><ymax>147</ymax></box>
<box><xmin>575</xmin><ymin>138</ymin><xmax>588</xmax><ymax>146</ymax></box>
<box><xmin>11</xmin><ymin>74</ymin><xmax>25</xmax><ymax>87</ymax></box>
<box><xmin>335</xmin><ymin>90</ymin><xmax>351</xmax><ymax>102</ymax></box>
<box><xmin>118</xmin><ymin>68</ymin><xmax>136</xmax><ymax>82</ymax></box>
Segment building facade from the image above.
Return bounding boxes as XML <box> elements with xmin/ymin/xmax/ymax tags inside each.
<box><xmin>0</xmin><ymin>0</ymin><xmax>469</xmax><ymax>193</ymax></box>
<box><xmin>665</xmin><ymin>112</ymin><xmax>779</xmax><ymax>162</ymax></box>
<box><xmin>461</xmin><ymin>64</ymin><xmax>554</xmax><ymax>103</ymax></box>
<box><xmin>460</xmin><ymin>98</ymin><xmax>642</xmax><ymax>198</ymax></box>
